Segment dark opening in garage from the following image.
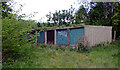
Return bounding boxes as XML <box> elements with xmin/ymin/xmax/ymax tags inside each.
<box><xmin>47</xmin><ymin>30</ymin><xmax>54</xmax><ymax>44</ymax></box>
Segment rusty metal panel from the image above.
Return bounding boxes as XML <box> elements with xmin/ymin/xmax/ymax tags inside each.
<box><xmin>85</xmin><ymin>26</ymin><xmax>112</xmax><ymax>47</ymax></box>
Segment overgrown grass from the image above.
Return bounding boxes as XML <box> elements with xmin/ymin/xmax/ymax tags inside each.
<box><xmin>2</xmin><ymin>40</ymin><xmax>119</xmax><ymax>68</ymax></box>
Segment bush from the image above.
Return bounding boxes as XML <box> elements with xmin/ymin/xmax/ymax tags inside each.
<box><xmin>96</xmin><ymin>41</ymin><xmax>110</xmax><ymax>47</ymax></box>
<box><xmin>2</xmin><ymin>14</ymin><xmax>36</xmax><ymax>60</ymax></box>
<box><xmin>68</xmin><ymin>47</ymin><xmax>76</xmax><ymax>51</ymax></box>
<box><xmin>55</xmin><ymin>47</ymin><xmax>65</xmax><ymax>51</ymax></box>
<box><xmin>40</xmin><ymin>44</ymin><xmax>48</xmax><ymax>48</ymax></box>
<box><xmin>75</xmin><ymin>36</ymin><xmax>89</xmax><ymax>52</ymax></box>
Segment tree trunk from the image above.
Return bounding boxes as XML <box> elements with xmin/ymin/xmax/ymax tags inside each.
<box><xmin>113</xmin><ymin>30</ymin><xmax>116</xmax><ymax>41</ymax></box>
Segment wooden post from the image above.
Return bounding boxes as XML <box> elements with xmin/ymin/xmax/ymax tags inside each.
<box><xmin>54</xmin><ymin>30</ymin><xmax>56</xmax><ymax>45</ymax></box>
<box><xmin>44</xmin><ymin>31</ymin><xmax>45</xmax><ymax>44</ymax></box>
<box><xmin>67</xmin><ymin>28</ymin><xmax>70</xmax><ymax>46</ymax></box>
<box><xmin>45</xmin><ymin>31</ymin><xmax>47</xmax><ymax>44</ymax></box>
<box><xmin>35</xmin><ymin>30</ymin><xmax>37</xmax><ymax>43</ymax></box>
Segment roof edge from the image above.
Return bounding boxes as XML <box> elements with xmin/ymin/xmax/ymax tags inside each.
<box><xmin>35</xmin><ymin>25</ymin><xmax>112</xmax><ymax>31</ymax></box>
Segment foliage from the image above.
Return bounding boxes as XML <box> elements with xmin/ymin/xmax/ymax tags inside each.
<box><xmin>75</xmin><ymin>5</ymin><xmax>87</xmax><ymax>24</ymax></box>
<box><xmin>1</xmin><ymin>2</ymin><xmax>12</xmax><ymax>18</ymax></box>
<box><xmin>55</xmin><ymin>47</ymin><xmax>66</xmax><ymax>51</ymax></box>
<box><xmin>40</xmin><ymin>44</ymin><xmax>49</xmax><ymax>48</ymax></box>
<box><xmin>75</xmin><ymin>36</ymin><xmax>89</xmax><ymax>52</ymax></box>
<box><xmin>2</xmin><ymin>14</ymin><xmax>37</xmax><ymax>60</ymax></box>
<box><xmin>2</xmin><ymin>0</ymin><xmax>39</xmax><ymax>61</ymax></box>
<box><xmin>2</xmin><ymin>39</ymin><xmax>119</xmax><ymax>68</ymax></box>
<box><xmin>46</xmin><ymin>5</ymin><xmax>75</xmax><ymax>26</ymax></box>
<box><xmin>87</xmin><ymin>2</ymin><xmax>108</xmax><ymax>25</ymax></box>
<box><xmin>37</xmin><ymin>22</ymin><xmax>42</xmax><ymax>27</ymax></box>
<box><xmin>111</xmin><ymin>3</ymin><xmax>120</xmax><ymax>37</ymax></box>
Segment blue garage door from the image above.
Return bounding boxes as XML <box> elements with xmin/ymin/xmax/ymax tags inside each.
<box><xmin>37</xmin><ymin>31</ymin><xmax>44</xmax><ymax>43</ymax></box>
<box><xmin>70</xmin><ymin>27</ymin><xmax>84</xmax><ymax>45</ymax></box>
<box><xmin>56</xmin><ymin>29</ymin><xmax>68</xmax><ymax>45</ymax></box>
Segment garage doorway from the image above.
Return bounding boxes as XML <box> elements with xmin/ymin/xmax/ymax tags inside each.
<box><xmin>47</xmin><ymin>30</ymin><xmax>54</xmax><ymax>44</ymax></box>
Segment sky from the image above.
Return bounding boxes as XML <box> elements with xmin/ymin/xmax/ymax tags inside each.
<box><xmin>9</xmin><ymin>0</ymin><xmax>91</xmax><ymax>22</ymax></box>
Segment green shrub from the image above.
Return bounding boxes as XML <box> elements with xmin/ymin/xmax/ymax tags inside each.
<box><xmin>96</xmin><ymin>41</ymin><xmax>110</xmax><ymax>47</ymax></box>
<box><xmin>55</xmin><ymin>47</ymin><xmax>65</xmax><ymax>51</ymax></box>
<box><xmin>40</xmin><ymin>44</ymin><xmax>49</xmax><ymax>48</ymax></box>
<box><xmin>68</xmin><ymin>47</ymin><xmax>76</xmax><ymax>51</ymax></box>
<box><xmin>77</xmin><ymin>44</ymin><xmax>89</xmax><ymax>53</ymax></box>
<box><xmin>76</xmin><ymin>36</ymin><xmax>89</xmax><ymax>52</ymax></box>
<box><xmin>2</xmin><ymin>14</ymin><xmax>36</xmax><ymax>60</ymax></box>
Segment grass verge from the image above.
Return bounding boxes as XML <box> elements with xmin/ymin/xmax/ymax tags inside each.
<box><xmin>2</xmin><ymin>40</ymin><xmax>119</xmax><ymax>68</ymax></box>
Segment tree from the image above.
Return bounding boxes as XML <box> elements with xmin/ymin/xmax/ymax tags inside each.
<box><xmin>87</xmin><ymin>2</ymin><xmax>108</xmax><ymax>25</ymax></box>
<box><xmin>2</xmin><ymin>1</ymin><xmax>38</xmax><ymax>60</ymax></box>
<box><xmin>2</xmin><ymin>14</ymin><xmax>38</xmax><ymax>60</ymax></box>
<box><xmin>37</xmin><ymin>22</ymin><xmax>42</xmax><ymax>27</ymax></box>
<box><xmin>46</xmin><ymin>5</ymin><xmax>75</xmax><ymax>26</ymax></box>
<box><xmin>111</xmin><ymin>2</ymin><xmax>120</xmax><ymax>40</ymax></box>
<box><xmin>1</xmin><ymin>2</ymin><xmax>12</xmax><ymax>18</ymax></box>
<box><xmin>75</xmin><ymin>5</ymin><xmax>87</xmax><ymax>24</ymax></box>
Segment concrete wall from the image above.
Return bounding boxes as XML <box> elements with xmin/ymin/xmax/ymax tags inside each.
<box><xmin>84</xmin><ymin>25</ymin><xmax>112</xmax><ymax>47</ymax></box>
<box><xmin>70</xmin><ymin>28</ymin><xmax>84</xmax><ymax>45</ymax></box>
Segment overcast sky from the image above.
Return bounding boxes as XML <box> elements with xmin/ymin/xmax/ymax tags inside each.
<box><xmin>9</xmin><ymin>0</ymin><xmax>91</xmax><ymax>22</ymax></box>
